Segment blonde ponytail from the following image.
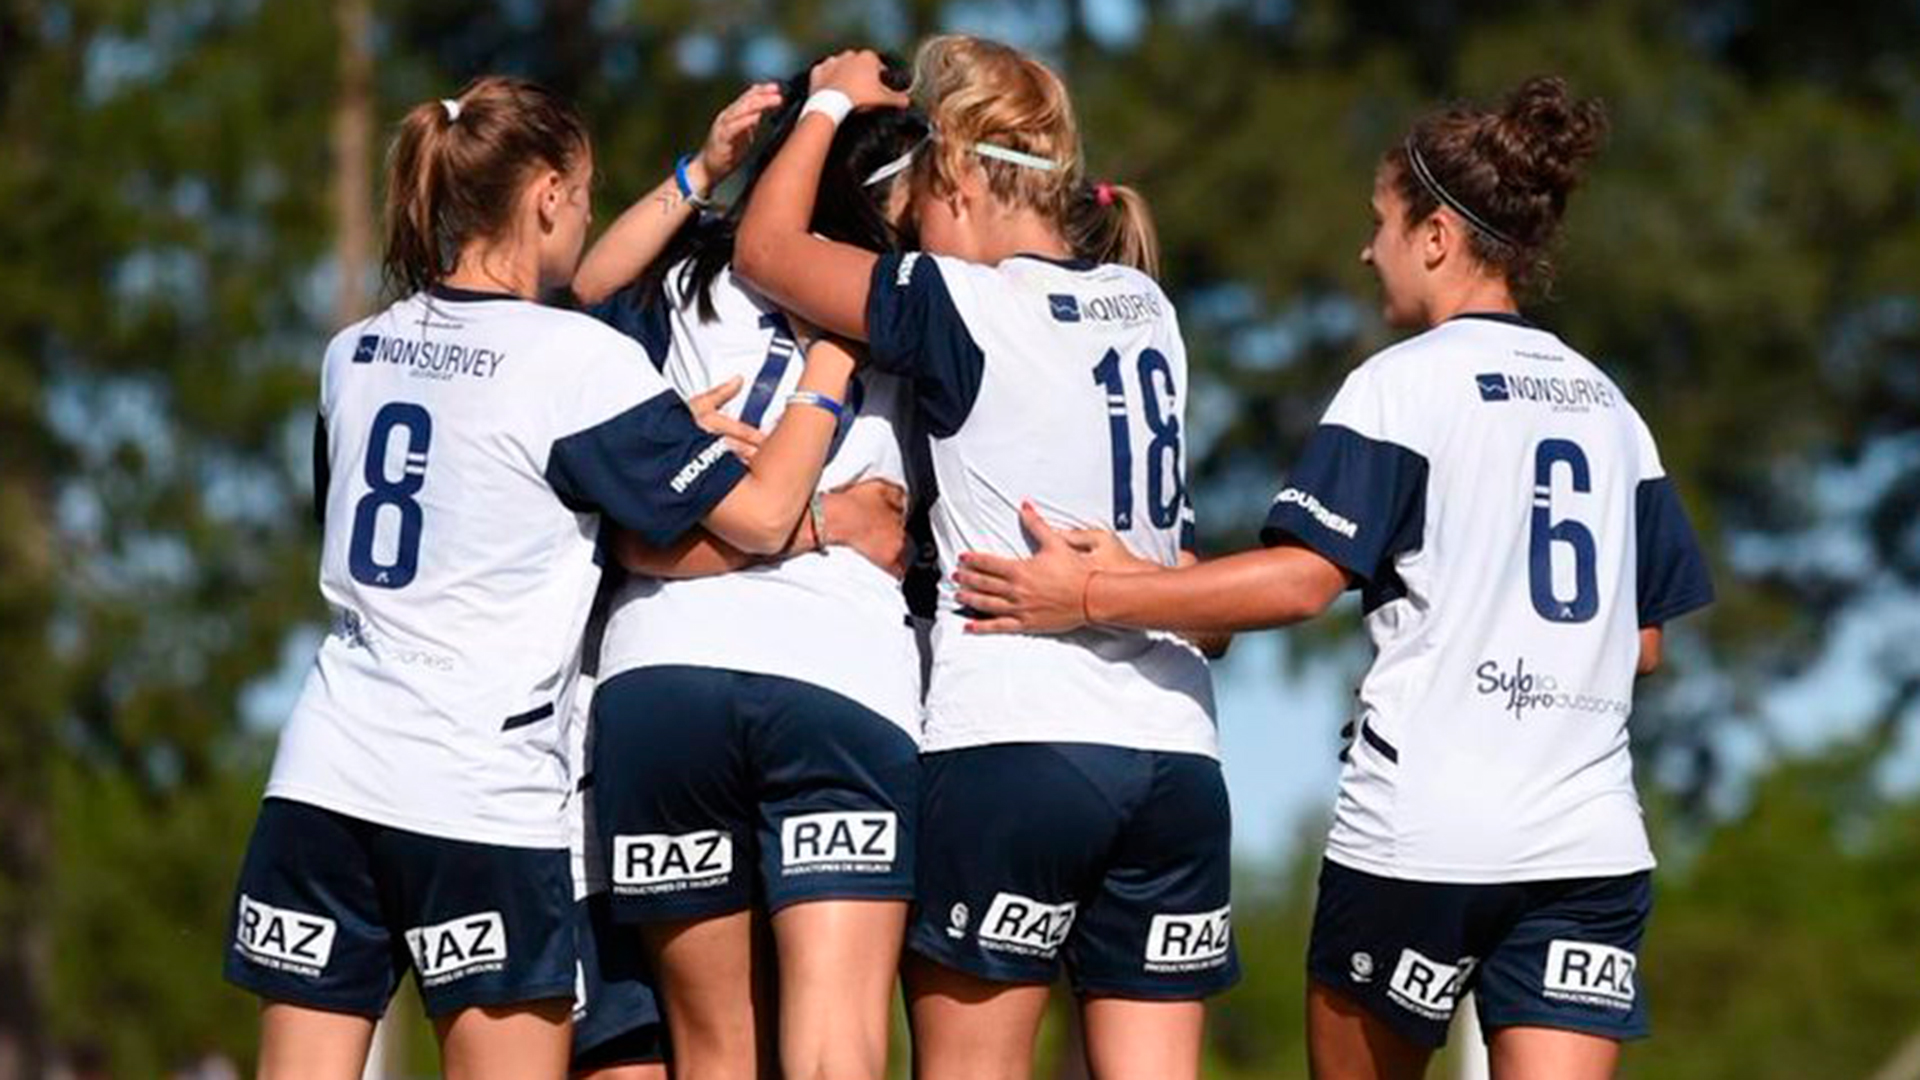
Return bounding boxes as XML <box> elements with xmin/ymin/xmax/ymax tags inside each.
<box><xmin>1066</xmin><ymin>180</ymin><xmax>1160</xmax><ymax>277</ymax></box>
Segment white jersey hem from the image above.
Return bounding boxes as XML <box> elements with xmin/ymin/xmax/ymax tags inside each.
<box><xmin>264</xmin><ymin>782</ymin><xmax>569</xmax><ymax>851</ymax></box>
<box><xmin>1323</xmin><ymin>847</ymin><xmax>1657</xmax><ymax>885</ymax></box>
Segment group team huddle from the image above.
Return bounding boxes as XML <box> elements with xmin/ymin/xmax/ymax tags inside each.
<box><xmin>223</xmin><ymin>33</ymin><xmax>1714</xmax><ymax>1080</ymax></box>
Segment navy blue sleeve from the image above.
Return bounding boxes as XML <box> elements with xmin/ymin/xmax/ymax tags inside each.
<box><xmin>546</xmin><ymin>390</ymin><xmax>749</xmax><ymax>548</ymax></box>
<box><xmin>311</xmin><ymin>412</ymin><xmax>329</xmax><ymax>528</ymax></box>
<box><xmin>1635</xmin><ymin>476</ymin><xmax>1714</xmax><ymax>625</ymax></box>
<box><xmin>865</xmin><ymin>254</ymin><xmax>985</xmax><ymax>438</ymax></box>
<box><xmin>1259</xmin><ymin>424</ymin><xmax>1428</xmax><ymax>586</ymax></box>
<box><xmin>585</xmin><ymin>281</ymin><xmax>672</xmax><ymax>372</ymax></box>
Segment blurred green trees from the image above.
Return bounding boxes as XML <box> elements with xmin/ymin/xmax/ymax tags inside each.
<box><xmin>3</xmin><ymin>0</ymin><xmax>1917</xmax><ymax>1074</ymax></box>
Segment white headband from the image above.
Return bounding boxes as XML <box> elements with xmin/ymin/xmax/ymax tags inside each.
<box><xmin>862</xmin><ymin>133</ymin><xmax>1057</xmax><ymax>187</ymax></box>
<box><xmin>441</xmin><ymin>98</ymin><xmax>462</xmax><ymax>122</ymax></box>
<box><xmin>970</xmin><ymin>140</ymin><xmax>1057</xmax><ymax>172</ymax></box>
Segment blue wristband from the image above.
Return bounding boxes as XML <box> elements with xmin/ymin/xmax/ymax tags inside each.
<box><xmin>674</xmin><ymin>153</ymin><xmax>713</xmax><ymax>208</ymax></box>
<box><xmin>787</xmin><ymin>390</ymin><xmax>844</xmax><ymax>420</ymax></box>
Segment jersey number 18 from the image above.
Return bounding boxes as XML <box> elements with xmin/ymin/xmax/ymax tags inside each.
<box><xmin>1092</xmin><ymin>348</ymin><xmax>1184</xmax><ymax>530</ymax></box>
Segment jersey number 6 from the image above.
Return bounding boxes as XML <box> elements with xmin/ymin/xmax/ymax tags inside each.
<box><xmin>1530</xmin><ymin>438</ymin><xmax>1598</xmax><ymax>623</ymax></box>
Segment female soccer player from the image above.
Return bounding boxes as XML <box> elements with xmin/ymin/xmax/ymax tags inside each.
<box><xmin>735</xmin><ymin>38</ymin><xmax>1232</xmax><ymax>1080</ymax></box>
<box><xmin>573</xmin><ymin>76</ymin><xmax>929</xmax><ymax>1080</ymax></box>
<box><xmin>951</xmin><ymin>77</ymin><xmax>1715</xmax><ymax>1080</ymax></box>
<box><xmin>563</xmin><ymin>81</ymin><xmax>790</xmax><ymax>1080</ymax></box>
<box><xmin>223</xmin><ymin>75</ymin><xmax>857</xmax><ymax>1080</ymax></box>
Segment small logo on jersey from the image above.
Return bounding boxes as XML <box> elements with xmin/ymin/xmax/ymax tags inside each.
<box><xmin>947</xmin><ymin>902</ymin><xmax>971</xmax><ymax>939</ymax></box>
<box><xmin>1350</xmin><ymin>951</ymin><xmax>1375</xmax><ymax>984</ymax></box>
<box><xmin>356</xmin><ymin>335</ymin><xmax>507</xmax><ymax>380</ymax></box>
<box><xmin>670</xmin><ymin>440</ymin><xmax>732</xmax><ymax>495</ymax></box>
<box><xmin>779</xmin><ymin>811</ymin><xmax>896</xmax><ymax>874</ymax></box>
<box><xmin>977</xmin><ymin>892</ymin><xmax>1077</xmax><ymax>958</ymax></box>
<box><xmin>1474</xmin><ymin>658</ymin><xmax>1629</xmax><ymax>721</ymax></box>
<box><xmin>1472</xmin><ymin>370</ymin><xmax>1616</xmax><ymax>411</ymax></box>
<box><xmin>1387</xmin><ymin>948</ymin><xmax>1475</xmax><ymax>1021</ymax></box>
<box><xmin>234</xmin><ymin>894</ymin><xmax>337</xmax><ymax>977</ymax></box>
<box><xmin>1273</xmin><ymin>487</ymin><xmax>1358</xmax><ymax>539</ymax></box>
<box><xmin>895</xmin><ymin>252</ymin><xmax>922</xmax><ymax>287</ymax></box>
<box><xmin>1047</xmin><ymin>293</ymin><xmax>1082</xmax><ymax>322</ymax></box>
<box><xmin>1144</xmin><ymin>906</ymin><xmax>1232</xmax><ymax>972</ymax></box>
<box><xmin>1543</xmin><ymin>941</ymin><xmax>1636</xmax><ymax>1011</ymax></box>
<box><xmin>612</xmin><ymin>830</ymin><xmax>733</xmax><ymax>895</ymax></box>
<box><xmin>405</xmin><ymin>911</ymin><xmax>507</xmax><ymax>987</ymax></box>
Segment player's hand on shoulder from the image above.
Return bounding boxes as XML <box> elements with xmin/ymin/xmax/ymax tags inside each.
<box><xmin>824</xmin><ymin>479</ymin><xmax>909</xmax><ymax>579</ymax></box>
<box><xmin>955</xmin><ymin>502</ymin><xmax>1095</xmax><ymax>635</ymax></box>
<box><xmin>809</xmin><ymin>49</ymin><xmax>909</xmax><ymax>110</ymax></box>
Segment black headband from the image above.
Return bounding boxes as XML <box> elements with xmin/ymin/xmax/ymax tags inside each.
<box><xmin>1404</xmin><ymin>135</ymin><xmax>1517</xmax><ymax>248</ymax></box>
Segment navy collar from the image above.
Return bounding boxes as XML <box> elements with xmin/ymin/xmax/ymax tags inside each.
<box><xmin>429</xmin><ymin>283</ymin><xmax>525</xmax><ymax>304</ymax></box>
<box><xmin>1009</xmin><ymin>252</ymin><xmax>1098</xmax><ymax>272</ymax></box>
<box><xmin>1450</xmin><ymin>310</ymin><xmax>1537</xmax><ymax>330</ymax></box>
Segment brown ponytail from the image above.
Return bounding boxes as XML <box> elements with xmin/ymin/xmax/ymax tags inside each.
<box><xmin>1387</xmin><ymin>75</ymin><xmax>1607</xmax><ymax>295</ymax></box>
<box><xmin>381</xmin><ymin>75</ymin><xmax>589</xmax><ymax>298</ymax></box>
<box><xmin>1066</xmin><ymin>181</ymin><xmax>1161</xmax><ymax>277</ymax></box>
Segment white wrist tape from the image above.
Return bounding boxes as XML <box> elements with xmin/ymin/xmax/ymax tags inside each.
<box><xmin>800</xmin><ymin>89</ymin><xmax>855</xmax><ymax>127</ymax></box>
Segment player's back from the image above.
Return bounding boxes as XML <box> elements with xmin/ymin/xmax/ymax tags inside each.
<box><xmin>1303</xmin><ymin>314</ymin><xmax>1704</xmax><ymax>881</ymax></box>
<box><xmin>593</xmin><ymin>263</ymin><xmax>920</xmax><ymax>731</ymax></box>
<box><xmin>271</xmin><ymin>286</ymin><xmax>689</xmax><ymax>848</ymax></box>
<box><xmin>867</xmin><ymin>252</ymin><xmax>1215</xmax><ymax>756</ymax></box>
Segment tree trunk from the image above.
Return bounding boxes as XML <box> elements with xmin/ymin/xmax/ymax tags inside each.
<box><xmin>332</xmin><ymin>0</ymin><xmax>374</xmax><ymax>325</ymax></box>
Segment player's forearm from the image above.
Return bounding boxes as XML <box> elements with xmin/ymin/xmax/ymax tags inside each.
<box><xmin>732</xmin><ymin>115</ymin><xmax>875</xmax><ymax>339</ymax></box>
<box><xmin>700</xmin><ymin>342</ymin><xmax>853</xmax><ymax>554</ymax></box>
<box><xmin>572</xmin><ymin>172</ymin><xmax>700</xmax><ymax>306</ymax></box>
<box><xmin>615</xmin><ymin>514</ymin><xmax>819</xmax><ymax>580</ymax></box>
<box><xmin>1087</xmin><ymin>547</ymin><xmax>1347</xmax><ymax>634</ymax></box>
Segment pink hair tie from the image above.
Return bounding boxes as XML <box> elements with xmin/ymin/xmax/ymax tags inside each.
<box><xmin>1095</xmin><ymin>181</ymin><xmax>1115</xmax><ymax>207</ymax></box>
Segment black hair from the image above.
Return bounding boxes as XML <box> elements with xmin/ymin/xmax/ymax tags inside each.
<box><xmin>640</xmin><ymin>61</ymin><xmax>928</xmax><ymax>321</ymax></box>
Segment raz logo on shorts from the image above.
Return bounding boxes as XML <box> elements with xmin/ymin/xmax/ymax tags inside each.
<box><xmin>1387</xmin><ymin>948</ymin><xmax>1476</xmax><ymax>1022</ymax></box>
<box><xmin>977</xmin><ymin>892</ymin><xmax>1077</xmax><ymax>959</ymax></box>
<box><xmin>612</xmin><ymin>830</ymin><xmax>733</xmax><ymax>895</ymax></box>
<box><xmin>780</xmin><ymin>811</ymin><xmax>896</xmax><ymax>875</ymax></box>
<box><xmin>234</xmin><ymin>894</ymin><xmax>337</xmax><ymax>978</ymax></box>
<box><xmin>1144</xmin><ymin>906</ymin><xmax>1232</xmax><ymax>973</ymax></box>
<box><xmin>1543</xmin><ymin>940</ymin><xmax>1637</xmax><ymax>1011</ymax></box>
<box><xmin>405</xmin><ymin>911</ymin><xmax>507</xmax><ymax>988</ymax></box>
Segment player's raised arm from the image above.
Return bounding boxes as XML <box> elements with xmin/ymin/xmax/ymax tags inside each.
<box><xmin>732</xmin><ymin>50</ymin><xmax>907</xmax><ymax>339</ymax></box>
<box><xmin>573</xmin><ymin>81</ymin><xmax>783</xmax><ymax>306</ymax></box>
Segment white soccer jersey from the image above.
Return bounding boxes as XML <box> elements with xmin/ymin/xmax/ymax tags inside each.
<box><xmin>588</xmin><ymin>263</ymin><xmax>920</xmax><ymax>731</ymax></box>
<box><xmin>1263</xmin><ymin>313</ymin><xmax>1713</xmax><ymax>883</ymax></box>
<box><xmin>865</xmin><ymin>252</ymin><xmax>1216</xmax><ymax>757</ymax></box>
<box><xmin>267</xmin><ymin>286</ymin><xmax>747</xmax><ymax>849</ymax></box>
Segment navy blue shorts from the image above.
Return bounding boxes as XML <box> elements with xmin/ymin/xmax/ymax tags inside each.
<box><xmin>1308</xmin><ymin>858</ymin><xmax>1652</xmax><ymax>1049</ymax></box>
<box><xmin>571</xmin><ymin>893</ymin><xmax>668</xmax><ymax>1071</ymax></box>
<box><xmin>593</xmin><ymin>666</ymin><xmax>920</xmax><ymax>922</ymax></box>
<box><xmin>909</xmin><ymin>743</ymin><xmax>1238</xmax><ymax>1000</ymax></box>
<box><xmin>224</xmin><ymin>798</ymin><xmax>573</xmax><ymax>1017</ymax></box>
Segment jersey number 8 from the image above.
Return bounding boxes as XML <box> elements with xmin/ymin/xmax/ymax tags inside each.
<box><xmin>347</xmin><ymin>402</ymin><xmax>433</xmax><ymax>589</ymax></box>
